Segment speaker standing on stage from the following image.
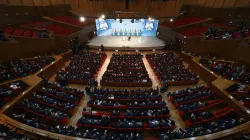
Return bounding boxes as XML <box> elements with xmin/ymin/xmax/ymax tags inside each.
<box><xmin>101</xmin><ymin>44</ymin><xmax>104</xmax><ymax>52</ymax></box>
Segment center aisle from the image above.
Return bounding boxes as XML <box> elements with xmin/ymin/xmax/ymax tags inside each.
<box><xmin>96</xmin><ymin>51</ymin><xmax>112</xmax><ymax>87</ymax></box>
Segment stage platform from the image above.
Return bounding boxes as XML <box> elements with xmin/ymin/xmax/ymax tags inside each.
<box><xmin>87</xmin><ymin>36</ymin><xmax>165</xmax><ymax>50</ymax></box>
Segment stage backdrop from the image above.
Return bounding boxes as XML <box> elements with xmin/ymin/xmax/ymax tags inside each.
<box><xmin>96</xmin><ymin>19</ymin><xmax>159</xmax><ymax>36</ymax></box>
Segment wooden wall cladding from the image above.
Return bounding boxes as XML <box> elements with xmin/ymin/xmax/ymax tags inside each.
<box><xmin>235</xmin><ymin>0</ymin><xmax>250</xmax><ymax>7</ymax></box>
<box><xmin>21</xmin><ymin>0</ymin><xmax>34</xmax><ymax>6</ymax></box>
<box><xmin>205</xmin><ymin>0</ymin><xmax>216</xmax><ymax>7</ymax></box>
<box><xmin>67</xmin><ymin>0</ymin><xmax>183</xmax><ymax>17</ymax></box>
<box><xmin>213</xmin><ymin>0</ymin><xmax>224</xmax><ymax>8</ymax></box>
<box><xmin>183</xmin><ymin>5</ymin><xmax>250</xmax><ymax>23</ymax></box>
<box><xmin>198</xmin><ymin>0</ymin><xmax>206</xmax><ymax>6</ymax></box>
<box><xmin>150</xmin><ymin>0</ymin><xmax>183</xmax><ymax>17</ymax></box>
<box><xmin>0</xmin><ymin>0</ymin><xmax>8</xmax><ymax>4</ymax></box>
<box><xmin>0</xmin><ymin>4</ymin><xmax>71</xmax><ymax>26</ymax></box>
<box><xmin>129</xmin><ymin>0</ymin><xmax>147</xmax><ymax>14</ymax></box>
<box><xmin>33</xmin><ymin>0</ymin><xmax>42</xmax><ymax>6</ymax></box>
<box><xmin>223</xmin><ymin>0</ymin><xmax>236</xmax><ymax>7</ymax></box>
<box><xmin>191</xmin><ymin>0</ymin><xmax>199</xmax><ymax>5</ymax></box>
<box><xmin>106</xmin><ymin>0</ymin><xmax>126</xmax><ymax>14</ymax></box>
<box><xmin>184</xmin><ymin>0</ymin><xmax>250</xmax><ymax>7</ymax></box>
<box><xmin>42</xmin><ymin>0</ymin><xmax>51</xmax><ymax>6</ymax></box>
<box><xmin>3</xmin><ymin>0</ymin><xmax>66</xmax><ymax>6</ymax></box>
<box><xmin>9</xmin><ymin>0</ymin><xmax>22</xmax><ymax>5</ymax></box>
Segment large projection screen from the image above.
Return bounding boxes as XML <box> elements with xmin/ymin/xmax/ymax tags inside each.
<box><xmin>96</xmin><ymin>19</ymin><xmax>159</xmax><ymax>36</ymax></box>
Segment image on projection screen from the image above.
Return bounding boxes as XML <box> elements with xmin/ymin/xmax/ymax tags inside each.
<box><xmin>95</xmin><ymin>19</ymin><xmax>159</xmax><ymax>36</ymax></box>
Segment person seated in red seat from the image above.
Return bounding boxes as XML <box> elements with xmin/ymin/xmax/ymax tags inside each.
<box><xmin>179</xmin><ymin>101</ymin><xmax>207</xmax><ymax>111</ymax></box>
<box><xmin>146</xmin><ymin>52</ymin><xmax>199</xmax><ymax>83</ymax></box>
<box><xmin>158</xmin><ymin>118</ymin><xmax>246</xmax><ymax>139</ymax></box>
<box><xmin>112</xmin><ymin>110</ymin><xmax>120</xmax><ymax>116</ymax></box>
<box><xmin>21</xmin><ymin>99</ymin><xmax>69</xmax><ymax>120</ymax></box>
<box><xmin>173</xmin><ymin>90</ymin><xmax>212</xmax><ymax>103</ymax></box>
<box><xmin>184</xmin><ymin>111</ymin><xmax>213</xmax><ymax>122</ymax></box>
<box><xmin>149</xmin><ymin>118</ymin><xmax>175</xmax><ymax>128</ymax></box>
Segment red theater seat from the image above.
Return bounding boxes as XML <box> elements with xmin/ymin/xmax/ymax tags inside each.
<box><xmin>163</xmin><ymin>17</ymin><xmax>206</xmax><ymax>28</ymax></box>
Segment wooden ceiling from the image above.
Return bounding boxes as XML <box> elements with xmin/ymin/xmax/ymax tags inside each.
<box><xmin>183</xmin><ymin>0</ymin><xmax>250</xmax><ymax>8</ymax></box>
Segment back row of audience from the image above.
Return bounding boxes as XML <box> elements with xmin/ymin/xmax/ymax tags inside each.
<box><xmin>12</xmin><ymin>111</ymin><xmax>143</xmax><ymax>140</ymax></box>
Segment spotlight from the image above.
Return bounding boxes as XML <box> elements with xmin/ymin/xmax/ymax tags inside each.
<box><xmin>101</xmin><ymin>15</ymin><xmax>105</xmax><ymax>19</ymax></box>
<box><xmin>99</xmin><ymin>18</ymin><xmax>103</xmax><ymax>21</ymax></box>
<box><xmin>80</xmin><ymin>17</ymin><xmax>85</xmax><ymax>22</ymax></box>
<box><xmin>152</xmin><ymin>19</ymin><xmax>155</xmax><ymax>22</ymax></box>
<box><xmin>148</xmin><ymin>17</ymin><xmax>151</xmax><ymax>21</ymax></box>
<box><xmin>170</xmin><ymin>18</ymin><xmax>173</xmax><ymax>22</ymax></box>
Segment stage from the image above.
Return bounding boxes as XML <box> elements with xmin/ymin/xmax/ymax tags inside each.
<box><xmin>87</xmin><ymin>36</ymin><xmax>165</xmax><ymax>50</ymax></box>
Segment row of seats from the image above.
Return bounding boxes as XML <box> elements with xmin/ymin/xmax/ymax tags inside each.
<box><xmin>185</xmin><ymin>51</ymin><xmax>214</xmax><ymax>59</ymax></box>
<box><xmin>162</xmin><ymin>85</ymin><xmax>247</xmax><ymax>139</ymax></box>
<box><xmin>101</xmin><ymin>53</ymin><xmax>152</xmax><ymax>87</ymax></box>
<box><xmin>9</xmin><ymin>83</ymin><xmax>146</xmax><ymax>139</ymax></box>
<box><xmin>200</xmin><ymin>59</ymin><xmax>250</xmax><ymax>84</ymax></box>
<box><xmin>0</xmin><ymin>124</ymin><xmax>26</xmax><ymax>139</ymax></box>
<box><xmin>0</xmin><ymin>56</ymin><xmax>55</xmax><ymax>83</ymax></box>
<box><xmin>88</xmin><ymin>90</ymin><xmax>162</xmax><ymax>102</ymax></box>
<box><xmin>146</xmin><ymin>52</ymin><xmax>199</xmax><ymax>85</ymax></box>
<box><xmin>22</xmin><ymin>21</ymin><xmax>78</xmax><ymax>36</ymax></box>
<box><xmin>226</xmin><ymin>83</ymin><xmax>250</xmax><ymax>109</ymax></box>
<box><xmin>39</xmin><ymin>24</ymin><xmax>77</xmax><ymax>36</ymax></box>
<box><xmin>178</xmin><ymin>26</ymin><xmax>209</xmax><ymax>37</ymax></box>
<box><xmin>162</xmin><ymin>17</ymin><xmax>206</xmax><ymax>28</ymax></box>
<box><xmin>56</xmin><ymin>51</ymin><xmax>106</xmax><ymax>86</ymax></box>
<box><xmin>21</xmin><ymin>21</ymin><xmax>46</xmax><ymax>28</ymax></box>
<box><xmin>12</xmin><ymin>110</ymin><xmax>146</xmax><ymax>140</ymax></box>
<box><xmin>0</xmin><ymin>81</ymin><xmax>28</xmax><ymax>108</ymax></box>
<box><xmin>158</xmin><ymin>118</ymin><xmax>246</xmax><ymax>140</ymax></box>
<box><xmin>51</xmin><ymin>16</ymin><xmax>91</xmax><ymax>27</ymax></box>
<box><xmin>77</xmin><ymin>87</ymin><xmax>175</xmax><ymax>134</ymax></box>
<box><xmin>12</xmin><ymin>81</ymin><xmax>84</xmax><ymax>125</ymax></box>
<box><xmin>3</xmin><ymin>27</ymin><xmax>49</xmax><ymax>38</ymax></box>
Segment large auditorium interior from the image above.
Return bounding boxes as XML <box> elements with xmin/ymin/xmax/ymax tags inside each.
<box><xmin>0</xmin><ymin>0</ymin><xmax>250</xmax><ymax>140</ymax></box>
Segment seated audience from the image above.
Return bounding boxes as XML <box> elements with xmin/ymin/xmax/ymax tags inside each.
<box><xmin>56</xmin><ymin>51</ymin><xmax>106</xmax><ymax>86</ymax></box>
<box><xmin>146</xmin><ymin>52</ymin><xmax>199</xmax><ymax>84</ymax></box>
<box><xmin>200</xmin><ymin>59</ymin><xmax>250</xmax><ymax>84</ymax></box>
<box><xmin>0</xmin><ymin>56</ymin><xmax>54</xmax><ymax>83</ymax></box>
<box><xmin>158</xmin><ymin>118</ymin><xmax>246</xmax><ymax>139</ymax></box>
<box><xmin>101</xmin><ymin>53</ymin><xmax>152</xmax><ymax>86</ymax></box>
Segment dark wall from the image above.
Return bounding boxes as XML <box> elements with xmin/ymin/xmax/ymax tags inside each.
<box><xmin>0</xmin><ymin>4</ymin><xmax>71</xmax><ymax>27</ymax></box>
<box><xmin>182</xmin><ymin>5</ymin><xmax>250</xmax><ymax>24</ymax></box>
